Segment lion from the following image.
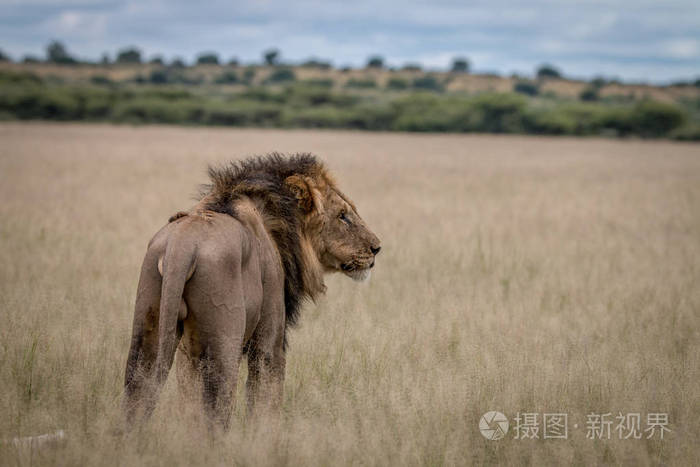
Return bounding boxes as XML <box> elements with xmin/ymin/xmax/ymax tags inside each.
<box><xmin>123</xmin><ymin>153</ymin><xmax>381</xmax><ymax>429</ymax></box>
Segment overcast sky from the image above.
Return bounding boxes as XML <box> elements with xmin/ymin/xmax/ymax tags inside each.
<box><xmin>1</xmin><ymin>0</ymin><xmax>698</xmax><ymax>83</ymax></box>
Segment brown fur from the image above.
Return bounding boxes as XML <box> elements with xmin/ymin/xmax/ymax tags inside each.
<box><xmin>123</xmin><ymin>153</ymin><xmax>380</xmax><ymax>429</ymax></box>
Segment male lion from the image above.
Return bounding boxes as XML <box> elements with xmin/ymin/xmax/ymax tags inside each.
<box><xmin>123</xmin><ymin>153</ymin><xmax>381</xmax><ymax>428</ymax></box>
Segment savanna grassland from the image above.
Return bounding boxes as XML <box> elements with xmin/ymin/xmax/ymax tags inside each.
<box><xmin>0</xmin><ymin>123</ymin><xmax>699</xmax><ymax>466</ymax></box>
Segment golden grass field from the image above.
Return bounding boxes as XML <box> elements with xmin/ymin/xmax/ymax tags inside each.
<box><xmin>0</xmin><ymin>123</ymin><xmax>699</xmax><ymax>466</ymax></box>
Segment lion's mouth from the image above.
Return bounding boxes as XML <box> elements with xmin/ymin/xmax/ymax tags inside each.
<box><xmin>345</xmin><ymin>267</ymin><xmax>371</xmax><ymax>282</ymax></box>
<box><xmin>340</xmin><ymin>258</ymin><xmax>374</xmax><ymax>282</ymax></box>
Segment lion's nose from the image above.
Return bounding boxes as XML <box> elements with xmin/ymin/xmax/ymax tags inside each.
<box><xmin>370</xmin><ymin>246</ymin><xmax>381</xmax><ymax>255</ymax></box>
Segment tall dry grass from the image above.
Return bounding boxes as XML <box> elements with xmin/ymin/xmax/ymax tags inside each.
<box><xmin>0</xmin><ymin>123</ymin><xmax>698</xmax><ymax>466</ymax></box>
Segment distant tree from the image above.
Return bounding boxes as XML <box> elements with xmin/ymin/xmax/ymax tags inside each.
<box><xmin>695</xmin><ymin>78</ymin><xmax>700</xmax><ymax>88</ymax></box>
<box><xmin>366</xmin><ymin>55</ymin><xmax>384</xmax><ymax>69</ymax></box>
<box><xmin>170</xmin><ymin>57</ymin><xmax>186</xmax><ymax>68</ymax></box>
<box><xmin>149</xmin><ymin>69</ymin><xmax>169</xmax><ymax>84</ymax></box>
<box><xmin>227</xmin><ymin>57</ymin><xmax>239</xmax><ymax>66</ymax></box>
<box><xmin>263</xmin><ymin>49</ymin><xmax>280</xmax><ymax>66</ymax></box>
<box><xmin>243</xmin><ymin>68</ymin><xmax>256</xmax><ymax>84</ymax></box>
<box><xmin>22</xmin><ymin>55</ymin><xmax>41</xmax><ymax>64</ymax></box>
<box><xmin>590</xmin><ymin>76</ymin><xmax>607</xmax><ymax>88</ymax></box>
<box><xmin>401</xmin><ymin>63</ymin><xmax>422</xmax><ymax>71</ymax></box>
<box><xmin>149</xmin><ymin>56</ymin><xmax>164</xmax><ymax>65</ymax></box>
<box><xmin>579</xmin><ymin>86</ymin><xmax>599</xmax><ymax>101</ymax></box>
<box><xmin>451</xmin><ymin>57</ymin><xmax>470</xmax><ymax>73</ymax></box>
<box><xmin>301</xmin><ymin>58</ymin><xmax>332</xmax><ymax>69</ymax></box>
<box><xmin>100</xmin><ymin>53</ymin><xmax>110</xmax><ymax>65</ymax></box>
<box><xmin>536</xmin><ymin>64</ymin><xmax>562</xmax><ymax>79</ymax></box>
<box><xmin>0</xmin><ymin>49</ymin><xmax>9</xmax><ymax>62</ymax></box>
<box><xmin>196</xmin><ymin>52</ymin><xmax>219</xmax><ymax>65</ymax></box>
<box><xmin>47</xmin><ymin>40</ymin><xmax>77</xmax><ymax>64</ymax></box>
<box><xmin>116</xmin><ymin>47</ymin><xmax>142</xmax><ymax>64</ymax></box>
<box><xmin>513</xmin><ymin>81</ymin><xmax>539</xmax><ymax>96</ymax></box>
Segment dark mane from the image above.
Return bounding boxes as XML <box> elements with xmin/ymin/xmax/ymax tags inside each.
<box><xmin>201</xmin><ymin>152</ymin><xmax>323</xmax><ymax>347</ymax></box>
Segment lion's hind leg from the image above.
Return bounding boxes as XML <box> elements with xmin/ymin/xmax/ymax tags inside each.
<box><xmin>123</xmin><ymin>250</ymin><xmax>163</xmax><ymax>427</ymax></box>
<box><xmin>184</xmin><ymin>260</ymin><xmax>247</xmax><ymax>431</ymax></box>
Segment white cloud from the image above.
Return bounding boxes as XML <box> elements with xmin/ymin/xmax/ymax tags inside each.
<box><xmin>0</xmin><ymin>0</ymin><xmax>698</xmax><ymax>82</ymax></box>
<box><xmin>663</xmin><ymin>38</ymin><xmax>699</xmax><ymax>58</ymax></box>
<box><xmin>41</xmin><ymin>10</ymin><xmax>107</xmax><ymax>38</ymax></box>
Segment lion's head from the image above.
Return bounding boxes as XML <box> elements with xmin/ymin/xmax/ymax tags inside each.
<box><xmin>203</xmin><ymin>153</ymin><xmax>381</xmax><ymax>330</ymax></box>
<box><xmin>285</xmin><ymin>173</ymin><xmax>381</xmax><ymax>282</ymax></box>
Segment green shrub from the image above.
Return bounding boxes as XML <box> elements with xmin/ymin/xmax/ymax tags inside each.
<box><xmin>243</xmin><ymin>68</ymin><xmax>256</xmax><ymax>84</ymax></box>
<box><xmin>265</xmin><ymin>68</ymin><xmax>296</xmax><ymax>83</ymax></box>
<box><xmin>513</xmin><ymin>81</ymin><xmax>539</xmax><ymax>96</ymax></box>
<box><xmin>301</xmin><ymin>78</ymin><xmax>334</xmax><ymax>88</ymax></box>
<box><xmin>113</xmin><ymin>98</ymin><xmax>197</xmax><ymax>123</ymax></box>
<box><xmin>204</xmin><ymin>100</ymin><xmax>283</xmax><ymax>126</ymax></box>
<box><xmin>345</xmin><ymin>104</ymin><xmax>396</xmax><ymax>131</ymax></box>
<box><xmin>469</xmin><ymin>93</ymin><xmax>527</xmax><ymax>132</ymax></box>
<box><xmin>282</xmin><ymin>106</ymin><xmax>349</xmax><ymax>128</ymax></box>
<box><xmin>214</xmin><ymin>71</ymin><xmax>240</xmax><ymax>84</ymax></box>
<box><xmin>345</xmin><ymin>78</ymin><xmax>376</xmax><ymax>89</ymax></box>
<box><xmin>0</xmin><ymin>76</ymin><xmax>692</xmax><ymax>139</ymax></box>
<box><xmin>240</xmin><ymin>87</ymin><xmax>286</xmax><ymax>103</ymax></box>
<box><xmin>89</xmin><ymin>75</ymin><xmax>112</xmax><ymax>86</ymax></box>
<box><xmin>579</xmin><ymin>87</ymin><xmax>599</xmax><ymax>101</ymax></box>
<box><xmin>1</xmin><ymin>87</ymin><xmax>83</xmax><ymax>120</ymax></box>
<box><xmin>386</xmin><ymin>78</ymin><xmax>408</xmax><ymax>90</ymax></box>
<box><xmin>412</xmin><ymin>75</ymin><xmax>443</xmax><ymax>92</ymax></box>
<box><xmin>629</xmin><ymin>101</ymin><xmax>686</xmax><ymax>137</ymax></box>
<box><xmin>0</xmin><ymin>70</ymin><xmax>42</xmax><ymax>84</ymax></box>
<box><xmin>523</xmin><ymin>107</ymin><xmax>578</xmax><ymax>134</ymax></box>
<box><xmin>149</xmin><ymin>70</ymin><xmax>169</xmax><ymax>84</ymax></box>
<box><xmin>670</xmin><ymin>123</ymin><xmax>700</xmax><ymax>141</ymax></box>
<box><xmin>286</xmin><ymin>85</ymin><xmax>333</xmax><ymax>106</ymax></box>
<box><xmin>83</xmin><ymin>96</ymin><xmax>112</xmax><ymax>119</ymax></box>
<box><xmin>161</xmin><ymin>71</ymin><xmax>203</xmax><ymax>85</ymax></box>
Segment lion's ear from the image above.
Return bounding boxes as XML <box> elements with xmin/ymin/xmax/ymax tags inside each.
<box><xmin>285</xmin><ymin>175</ymin><xmax>324</xmax><ymax>214</ymax></box>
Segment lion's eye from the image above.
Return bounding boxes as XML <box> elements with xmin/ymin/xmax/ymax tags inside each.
<box><xmin>339</xmin><ymin>211</ymin><xmax>350</xmax><ymax>224</ymax></box>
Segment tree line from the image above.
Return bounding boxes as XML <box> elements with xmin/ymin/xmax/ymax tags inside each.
<box><xmin>0</xmin><ymin>40</ymin><xmax>578</xmax><ymax>79</ymax></box>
